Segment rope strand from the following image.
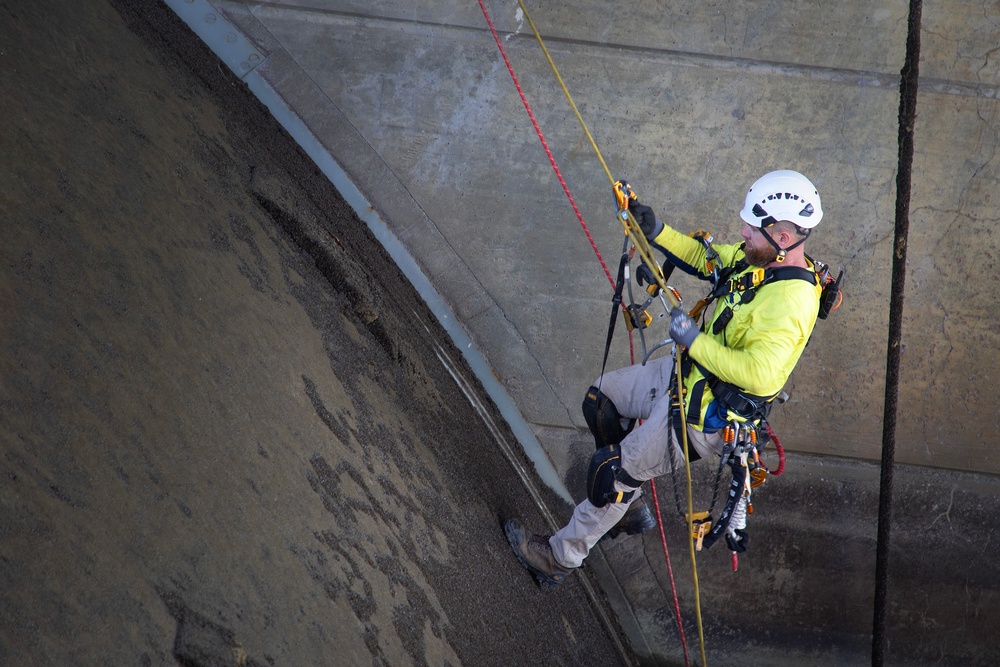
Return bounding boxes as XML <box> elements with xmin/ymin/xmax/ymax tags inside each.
<box><xmin>476</xmin><ymin>0</ymin><xmax>614</xmax><ymax>289</ymax></box>
<box><xmin>648</xmin><ymin>479</ymin><xmax>690</xmax><ymax>666</ymax></box>
<box><xmin>478</xmin><ymin>2</ymin><xmax>700</xmax><ymax>663</ymax></box>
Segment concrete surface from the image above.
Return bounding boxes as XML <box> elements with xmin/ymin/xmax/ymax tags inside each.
<box><xmin>5</xmin><ymin>0</ymin><xmax>1000</xmax><ymax>665</ymax></box>
<box><xmin>204</xmin><ymin>0</ymin><xmax>1000</xmax><ymax>473</ymax></box>
<box><xmin>186</xmin><ymin>2</ymin><xmax>998</xmax><ymax>664</ymax></box>
<box><xmin>0</xmin><ymin>2</ymin><xmax>630</xmax><ymax>665</ymax></box>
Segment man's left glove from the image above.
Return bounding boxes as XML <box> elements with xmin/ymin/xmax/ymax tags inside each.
<box><xmin>669</xmin><ymin>308</ymin><xmax>699</xmax><ymax>349</ymax></box>
<box><xmin>627</xmin><ymin>199</ymin><xmax>664</xmax><ymax>240</ymax></box>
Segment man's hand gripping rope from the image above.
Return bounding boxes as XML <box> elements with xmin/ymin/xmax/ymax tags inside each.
<box><xmin>614</xmin><ymin>181</ymin><xmax>701</xmax><ymax>362</ymax></box>
<box><xmin>612</xmin><ymin>181</ymin><xmax>681</xmax><ymax>313</ymax></box>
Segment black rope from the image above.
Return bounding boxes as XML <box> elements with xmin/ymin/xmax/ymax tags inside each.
<box><xmin>872</xmin><ymin>1</ymin><xmax>922</xmax><ymax>664</ymax></box>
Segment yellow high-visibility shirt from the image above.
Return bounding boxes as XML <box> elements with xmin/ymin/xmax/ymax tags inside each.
<box><xmin>651</xmin><ymin>224</ymin><xmax>820</xmax><ymax>429</ymax></box>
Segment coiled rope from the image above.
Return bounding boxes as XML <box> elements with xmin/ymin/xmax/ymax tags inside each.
<box><xmin>476</xmin><ymin>1</ymin><xmax>704</xmax><ymax>664</ymax></box>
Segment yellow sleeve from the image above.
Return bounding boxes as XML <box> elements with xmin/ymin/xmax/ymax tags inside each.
<box><xmin>650</xmin><ymin>224</ymin><xmax>745</xmax><ymax>279</ymax></box>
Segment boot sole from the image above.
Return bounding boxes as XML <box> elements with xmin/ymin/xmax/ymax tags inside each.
<box><xmin>503</xmin><ymin>520</ymin><xmax>566</xmax><ymax>591</ymax></box>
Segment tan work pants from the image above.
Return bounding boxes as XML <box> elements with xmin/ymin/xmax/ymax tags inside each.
<box><xmin>550</xmin><ymin>354</ymin><xmax>724</xmax><ymax>569</ymax></box>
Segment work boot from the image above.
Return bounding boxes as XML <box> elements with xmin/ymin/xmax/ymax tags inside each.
<box><xmin>504</xmin><ymin>519</ymin><xmax>574</xmax><ymax>590</ymax></box>
<box><xmin>605</xmin><ymin>496</ymin><xmax>657</xmax><ymax>540</ymax></box>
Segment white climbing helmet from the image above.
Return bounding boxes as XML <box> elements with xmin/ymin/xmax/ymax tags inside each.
<box><xmin>739</xmin><ymin>169</ymin><xmax>823</xmax><ymax>229</ymax></box>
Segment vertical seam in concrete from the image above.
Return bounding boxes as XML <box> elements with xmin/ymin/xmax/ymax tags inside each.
<box><xmin>162</xmin><ymin>0</ymin><xmax>573</xmax><ymax>506</ymax></box>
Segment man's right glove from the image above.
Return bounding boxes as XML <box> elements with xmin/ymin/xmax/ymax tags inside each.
<box><xmin>627</xmin><ymin>199</ymin><xmax>664</xmax><ymax>240</ymax></box>
<box><xmin>669</xmin><ymin>307</ymin><xmax>699</xmax><ymax>349</ymax></box>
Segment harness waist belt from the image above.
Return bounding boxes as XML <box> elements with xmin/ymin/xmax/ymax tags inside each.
<box><xmin>706</xmin><ymin>376</ymin><xmax>776</xmax><ymax>420</ymax></box>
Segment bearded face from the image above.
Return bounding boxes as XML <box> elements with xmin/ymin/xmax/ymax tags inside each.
<box><xmin>743</xmin><ymin>241</ymin><xmax>779</xmax><ymax>267</ymax></box>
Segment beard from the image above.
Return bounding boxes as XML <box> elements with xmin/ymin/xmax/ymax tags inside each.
<box><xmin>744</xmin><ymin>242</ymin><xmax>779</xmax><ymax>267</ymax></box>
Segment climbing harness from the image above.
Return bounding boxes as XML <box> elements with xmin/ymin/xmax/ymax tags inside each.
<box><xmin>655</xmin><ymin>230</ymin><xmax>844</xmax><ymax>573</ymax></box>
<box><xmin>689</xmin><ymin>252</ymin><xmax>843</xmax><ymax>333</ymax></box>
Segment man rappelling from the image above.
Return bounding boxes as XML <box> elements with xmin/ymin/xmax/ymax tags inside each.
<box><xmin>505</xmin><ymin>169</ymin><xmax>840</xmax><ymax>589</ymax></box>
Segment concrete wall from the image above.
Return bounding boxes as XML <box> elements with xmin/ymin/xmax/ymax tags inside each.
<box><xmin>0</xmin><ymin>2</ymin><xmax>632</xmax><ymax>665</ymax></box>
<box><xmin>179</xmin><ymin>1</ymin><xmax>1000</xmax><ymax>664</ymax></box>
<box><xmin>211</xmin><ymin>0</ymin><xmax>1000</xmax><ymax>475</ymax></box>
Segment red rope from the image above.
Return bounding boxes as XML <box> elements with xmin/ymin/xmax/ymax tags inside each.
<box><xmin>648</xmin><ymin>478</ymin><xmax>691</xmax><ymax>666</ymax></box>
<box><xmin>476</xmin><ymin>0</ymin><xmax>613</xmax><ymax>289</ymax></box>
<box><xmin>477</xmin><ymin>1</ymin><xmax>685</xmax><ymax>660</ymax></box>
<box><xmin>765</xmin><ymin>423</ymin><xmax>786</xmax><ymax>476</ymax></box>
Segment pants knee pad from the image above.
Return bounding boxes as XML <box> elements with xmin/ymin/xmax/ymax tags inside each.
<box><xmin>582</xmin><ymin>385</ymin><xmax>634</xmax><ymax>450</ymax></box>
<box><xmin>586</xmin><ymin>445</ymin><xmax>637</xmax><ymax>508</ymax></box>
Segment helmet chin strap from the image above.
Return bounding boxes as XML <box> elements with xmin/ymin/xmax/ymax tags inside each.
<box><xmin>758</xmin><ymin>225</ymin><xmax>809</xmax><ymax>263</ymax></box>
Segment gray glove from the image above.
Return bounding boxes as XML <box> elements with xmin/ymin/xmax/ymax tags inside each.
<box><xmin>669</xmin><ymin>308</ymin><xmax>699</xmax><ymax>348</ymax></box>
<box><xmin>627</xmin><ymin>200</ymin><xmax>664</xmax><ymax>240</ymax></box>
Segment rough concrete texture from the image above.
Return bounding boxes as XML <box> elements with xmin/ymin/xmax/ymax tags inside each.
<box><xmin>0</xmin><ymin>2</ymin><xmax>629</xmax><ymax>665</ymax></box>
<box><xmin>5</xmin><ymin>0</ymin><xmax>1000</xmax><ymax>665</ymax></box>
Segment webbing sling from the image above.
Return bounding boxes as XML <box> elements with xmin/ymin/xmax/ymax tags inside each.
<box><xmin>597</xmin><ymin>250</ymin><xmax>630</xmax><ymax>385</ymax></box>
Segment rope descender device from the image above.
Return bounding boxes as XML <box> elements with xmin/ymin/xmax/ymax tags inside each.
<box><xmin>611</xmin><ymin>179</ymin><xmax>685</xmax><ymax>362</ymax></box>
<box><xmin>613</xmin><ymin>179</ymin><xmax>637</xmax><ymax>219</ymax></box>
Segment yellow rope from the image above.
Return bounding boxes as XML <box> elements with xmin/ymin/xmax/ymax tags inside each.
<box><xmin>676</xmin><ymin>349</ymin><xmax>708</xmax><ymax>667</ymax></box>
<box><xmin>516</xmin><ymin>0</ymin><xmax>677</xmax><ymax>310</ymax></box>
<box><xmin>515</xmin><ymin>1</ymin><xmax>706</xmax><ymax>663</ymax></box>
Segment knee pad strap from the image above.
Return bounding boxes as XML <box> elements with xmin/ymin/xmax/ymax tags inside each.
<box><xmin>587</xmin><ymin>445</ymin><xmax>639</xmax><ymax>508</ymax></box>
<box><xmin>582</xmin><ymin>385</ymin><xmax>635</xmax><ymax>450</ymax></box>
